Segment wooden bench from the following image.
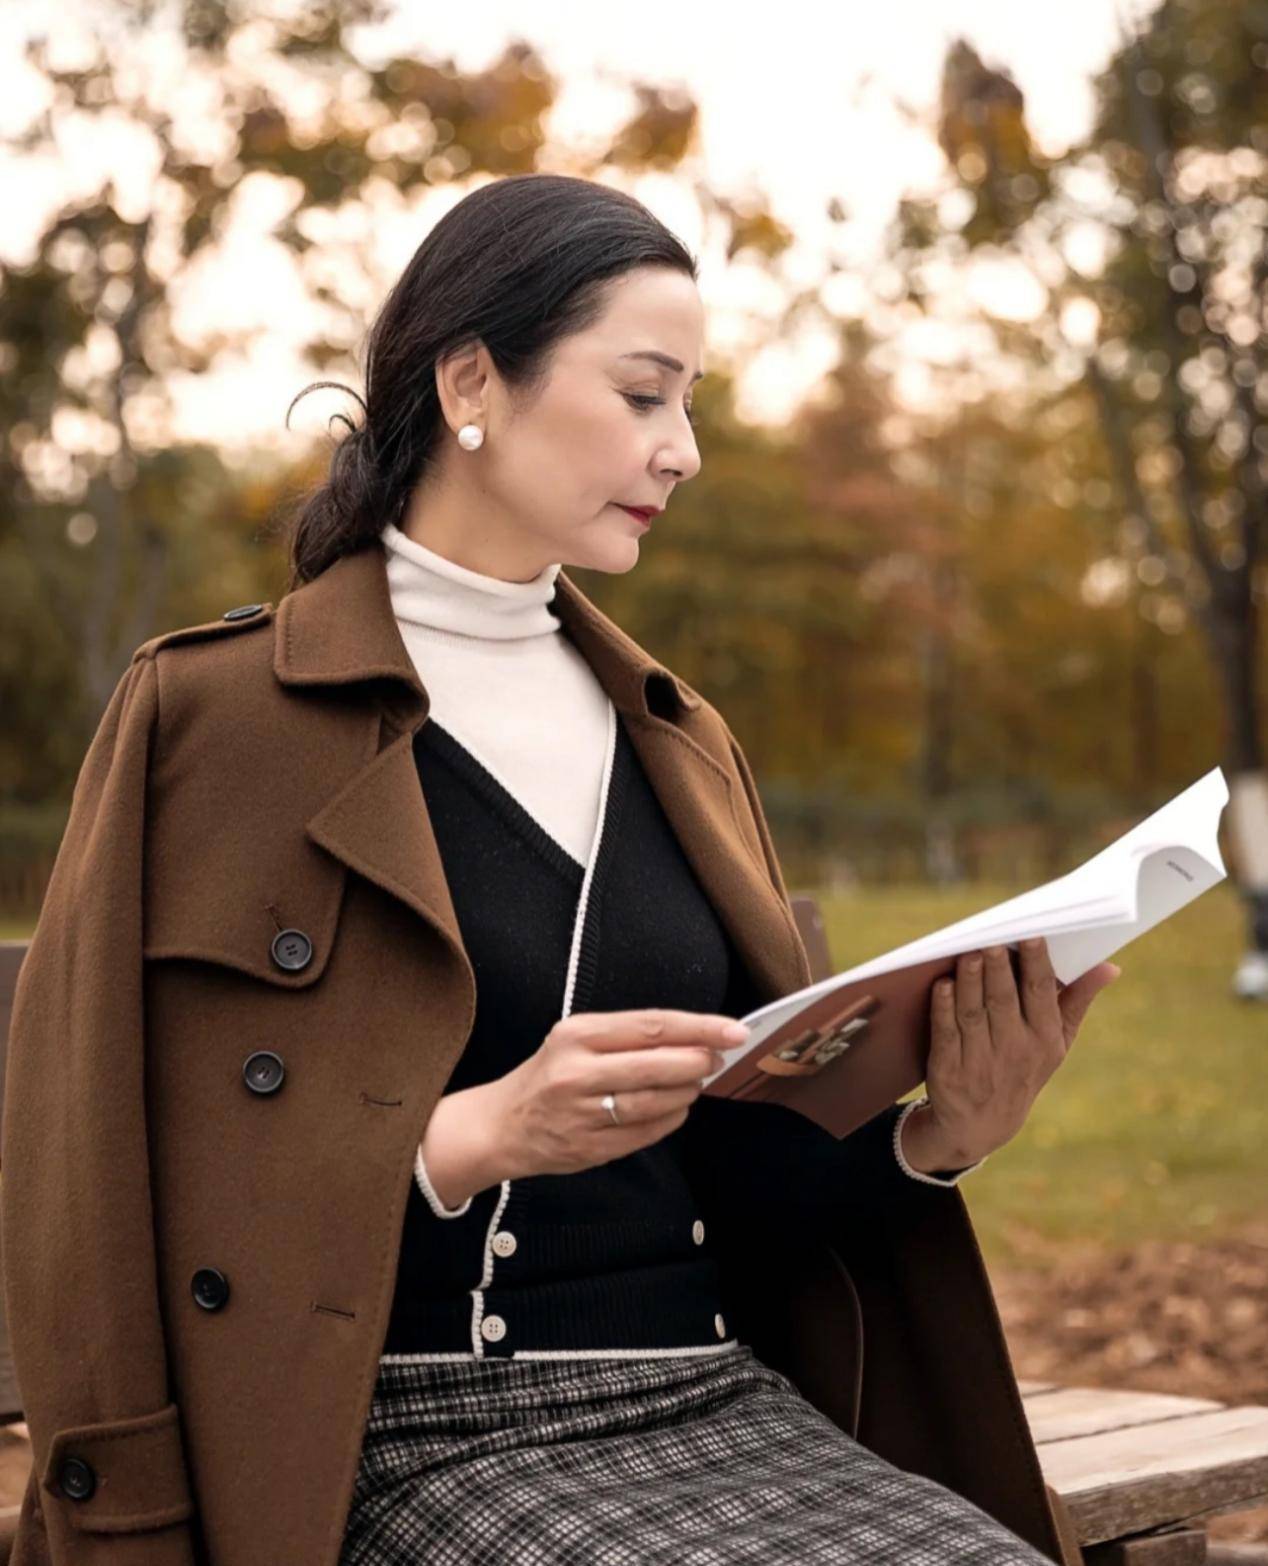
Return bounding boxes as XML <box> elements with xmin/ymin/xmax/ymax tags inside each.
<box><xmin>0</xmin><ymin>902</ymin><xmax>1265</xmax><ymax>1563</ymax></box>
<box><xmin>1021</xmin><ymin>1377</ymin><xmax>1268</xmax><ymax>1564</ymax></box>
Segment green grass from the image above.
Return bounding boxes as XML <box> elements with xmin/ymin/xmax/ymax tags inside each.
<box><xmin>815</xmin><ymin>879</ymin><xmax>1268</xmax><ymax>1271</ymax></box>
<box><xmin>6</xmin><ymin>882</ymin><xmax>1263</xmax><ymax>1271</ymax></box>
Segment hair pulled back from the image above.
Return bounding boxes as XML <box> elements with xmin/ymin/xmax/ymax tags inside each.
<box><xmin>282</xmin><ymin>173</ymin><xmax>697</xmax><ymax>589</ymax></box>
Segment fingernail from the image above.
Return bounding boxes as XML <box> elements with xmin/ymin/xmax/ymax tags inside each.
<box><xmin>723</xmin><ymin>1022</ymin><xmax>748</xmax><ymax>1042</ymax></box>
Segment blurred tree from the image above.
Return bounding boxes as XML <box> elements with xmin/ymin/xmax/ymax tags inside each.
<box><xmin>877</xmin><ymin>3</ymin><xmax>1268</xmax><ymax>988</ymax></box>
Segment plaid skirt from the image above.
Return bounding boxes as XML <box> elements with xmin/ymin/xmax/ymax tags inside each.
<box><xmin>337</xmin><ymin>1341</ymin><xmax>1053</xmax><ymax>1564</ymax></box>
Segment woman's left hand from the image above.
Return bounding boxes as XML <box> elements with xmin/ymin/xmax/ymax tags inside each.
<box><xmin>920</xmin><ymin>938</ymin><xmax>1121</xmax><ymax>1168</ymax></box>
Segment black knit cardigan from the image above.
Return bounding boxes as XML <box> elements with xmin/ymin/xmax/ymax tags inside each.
<box><xmin>382</xmin><ymin>708</ymin><xmax>936</xmax><ymax>1360</ymax></box>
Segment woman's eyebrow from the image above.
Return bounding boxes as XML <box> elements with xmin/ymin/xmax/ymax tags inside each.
<box><xmin>619</xmin><ymin>351</ymin><xmax>704</xmax><ymax>382</ymax></box>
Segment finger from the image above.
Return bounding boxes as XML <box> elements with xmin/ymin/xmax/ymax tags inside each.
<box><xmin>577</xmin><ymin>1009</ymin><xmax>747</xmax><ymax>1052</ymax></box>
<box><xmin>1057</xmin><ymin>962</ymin><xmax>1122</xmax><ymax>1045</ymax></box>
<box><xmin>982</xmin><ymin>945</ymin><xmax>1024</xmax><ymax>1045</ymax></box>
<box><xmin>929</xmin><ymin>974</ymin><xmax>962</xmax><ymax>1073</ymax></box>
<box><xmin>599</xmin><ymin>1045</ymin><xmax>727</xmax><ymax>1094</ymax></box>
<box><xmin>597</xmin><ymin>1081</ymin><xmax>702</xmax><ymax>1127</ymax></box>
<box><xmin>955</xmin><ymin>950</ymin><xmax>991</xmax><ymax>1063</ymax></box>
<box><xmin>1017</xmin><ymin>936</ymin><xmax>1063</xmax><ymax>1046</ymax></box>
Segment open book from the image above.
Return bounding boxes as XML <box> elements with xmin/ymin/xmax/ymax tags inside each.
<box><xmin>701</xmin><ymin>767</ymin><xmax>1230</xmax><ymax>1140</ymax></box>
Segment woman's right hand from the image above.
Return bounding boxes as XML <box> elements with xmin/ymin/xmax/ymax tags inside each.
<box><xmin>487</xmin><ymin>1009</ymin><xmax>750</xmax><ymax>1179</ymax></box>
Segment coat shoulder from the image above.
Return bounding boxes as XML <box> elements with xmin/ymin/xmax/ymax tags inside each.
<box><xmin>130</xmin><ymin>602</ymin><xmax>275</xmax><ymax>665</ymax></box>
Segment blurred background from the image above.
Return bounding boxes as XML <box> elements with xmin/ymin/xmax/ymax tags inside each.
<box><xmin>1</xmin><ymin>0</ymin><xmax>1267</xmax><ymax>1546</ymax></box>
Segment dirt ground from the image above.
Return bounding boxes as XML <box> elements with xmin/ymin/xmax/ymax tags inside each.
<box><xmin>0</xmin><ymin>1230</ymin><xmax>1265</xmax><ymax>1544</ymax></box>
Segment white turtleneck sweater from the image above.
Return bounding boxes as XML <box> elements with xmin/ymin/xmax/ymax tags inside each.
<box><xmin>380</xmin><ymin>519</ymin><xmax>611</xmax><ymax>868</ymax></box>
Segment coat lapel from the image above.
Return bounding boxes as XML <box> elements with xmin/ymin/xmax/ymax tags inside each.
<box><xmin>273</xmin><ymin>541</ymin><xmax>804</xmax><ymax>1008</ymax></box>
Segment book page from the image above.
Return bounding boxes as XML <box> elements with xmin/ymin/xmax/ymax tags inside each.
<box><xmin>703</xmin><ymin>767</ymin><xmax>1229</xmax><ymax>1089</ymax></box>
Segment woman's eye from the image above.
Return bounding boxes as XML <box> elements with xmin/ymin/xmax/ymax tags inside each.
<box><xmin>625</xmin><ymin>393</ymin><xmax>698</xmax><ymax>428</ymax></box>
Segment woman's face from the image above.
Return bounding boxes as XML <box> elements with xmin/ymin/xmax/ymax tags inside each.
<box><xmin>426</xmin><ymin>264</ymin><xmax>704</xmax><ymax>581</ymax></box>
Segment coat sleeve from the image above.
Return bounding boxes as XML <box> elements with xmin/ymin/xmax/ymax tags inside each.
<box><xmin>675</xmin><ymin>722</ymin><xmax>979</xmax><ymax>1243</ymax></box>
<box><xmin>1</xmin><ymin>651</ymin><xmax>198</xmax><ymax>1564</ymax></box>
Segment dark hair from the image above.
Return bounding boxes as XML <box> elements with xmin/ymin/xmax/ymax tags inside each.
<box><xmin>280</xmin><ymin>173</ymin><xmax>698</xmax><ymax>589</ymax></box>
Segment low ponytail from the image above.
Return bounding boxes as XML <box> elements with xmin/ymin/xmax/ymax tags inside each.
<box><xmin>280</xmin><ymin>383</ymin><xmax>414</xmax><ymax>586</ymax></box>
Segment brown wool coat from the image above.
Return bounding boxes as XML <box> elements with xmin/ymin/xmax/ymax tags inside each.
<box><xmin>0</xmin><ymin>541</ymin><xmax>1082</xmax><ymax>1566</ymax></box>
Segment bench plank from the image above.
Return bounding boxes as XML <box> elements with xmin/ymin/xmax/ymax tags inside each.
<box><xmin>1035</xmin><ymin>1404</ymin><xmax>1268</xmax><ymax>1544</ymax></box>
<box><xmin>1083</xmin><ymin>1528</ymin><xmax>1209</xmax><ymax>1565</ymax></box>
<box><xmin>1024</xmin><ymin>1386</ymin><xmax>1227</xmax><ymax>1445</ymax></box>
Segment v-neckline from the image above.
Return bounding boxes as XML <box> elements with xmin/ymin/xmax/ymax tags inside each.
<box><xmin>415</xmin><ymin>715</ymin><xmax>621</xmax><ymax>886</ymax></box>
<box><xmin>415</xmin><ymin>703</ymin><xmax>626</xmax><ymax>1022</ymax></box>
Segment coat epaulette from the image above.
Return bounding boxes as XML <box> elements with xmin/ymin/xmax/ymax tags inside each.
<box><xmin>131</xmin><ymin>602</ymin><xmax>275</xmax><ymax>663</ymax></box>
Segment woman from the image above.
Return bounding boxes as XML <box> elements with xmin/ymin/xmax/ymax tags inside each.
<box><xmin>1</xmin><ymin>173</ymin><xmax>1114</xmax><ymax>1566</ymax></box>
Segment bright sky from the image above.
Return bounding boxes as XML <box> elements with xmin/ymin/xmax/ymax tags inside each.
<box><xmin>0</xmin><ymin>0</ymin><xmax>1144</xmax><ymax>454</ymax></box>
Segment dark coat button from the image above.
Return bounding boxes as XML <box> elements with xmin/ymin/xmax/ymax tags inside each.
<box><xmin>57</xmin><ymin>1456</ymin><xmax>96</xmax><ymax>1501</ymax></box>
<box><xmin>270</xmin><ymin>929</ymin><xmax>312</xmax><ymax>972</ymax></box>
<box><xmin>242</xmin><ymin>1050</ymin><xmax>285</xmax><ymax>1095</ymax></box>
<box><xmin>191</xmin><ymin>1268</ymin><xmax>230</xmax><ymax>1311</ymax></box>
<box><xmin>222</xmin><ymin>603</ymin><xmax>264</xmax><ymax>621</ymax></box>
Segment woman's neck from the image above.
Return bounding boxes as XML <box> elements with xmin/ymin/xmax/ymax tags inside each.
<box><xmin>380</xmin><ymin>520</ymin><xmax>563</xmax><ymax>641</ymax></box>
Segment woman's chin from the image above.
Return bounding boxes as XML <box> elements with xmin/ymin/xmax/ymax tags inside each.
<box><xmin>566</xmin><ymin>531</ymin><xmax>642</xmax><ymax>576</ymax></box>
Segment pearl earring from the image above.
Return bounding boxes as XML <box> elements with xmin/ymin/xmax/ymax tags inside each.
<box><xmin>457</xmin><ymin>423</ymin><xmax>484</xmax><ymax>451</ymax></box>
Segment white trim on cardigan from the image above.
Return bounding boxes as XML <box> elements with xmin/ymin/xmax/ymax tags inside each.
<box><xmin>379</xmin><ymin>1340</ymin><xmax>743</xmax><ymax>1364</ymax></box>
<box><xmin>559</xmin><ymin>700</ymin><xmax>617</xmax><ymax>1021</ymax></box>
<box><xmin>893</xmin><ymin>1096</ymin><xmax>988</xmax><ymax>1186</ymax></box>
<box><xmin>414</xmin><ymin>1142</ymin><xmax>474</xmax><ymax>1219</ymax></box>
<box><xmin>462</xmin><ymin>700</ymin><xmax>618</xmax><ymax>1359</ymax></box>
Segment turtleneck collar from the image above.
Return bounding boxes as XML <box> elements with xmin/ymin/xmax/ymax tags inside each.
<box><xmin>380</xmin><ymin>520</ymin><xmax>563</xmax><ymax>640</ymax></box>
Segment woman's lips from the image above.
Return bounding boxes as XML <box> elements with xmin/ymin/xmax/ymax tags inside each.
<box><xmin>617</xmin><ymin>505</ymin><xmax>654</xmax><ymax>526</ymax></box>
